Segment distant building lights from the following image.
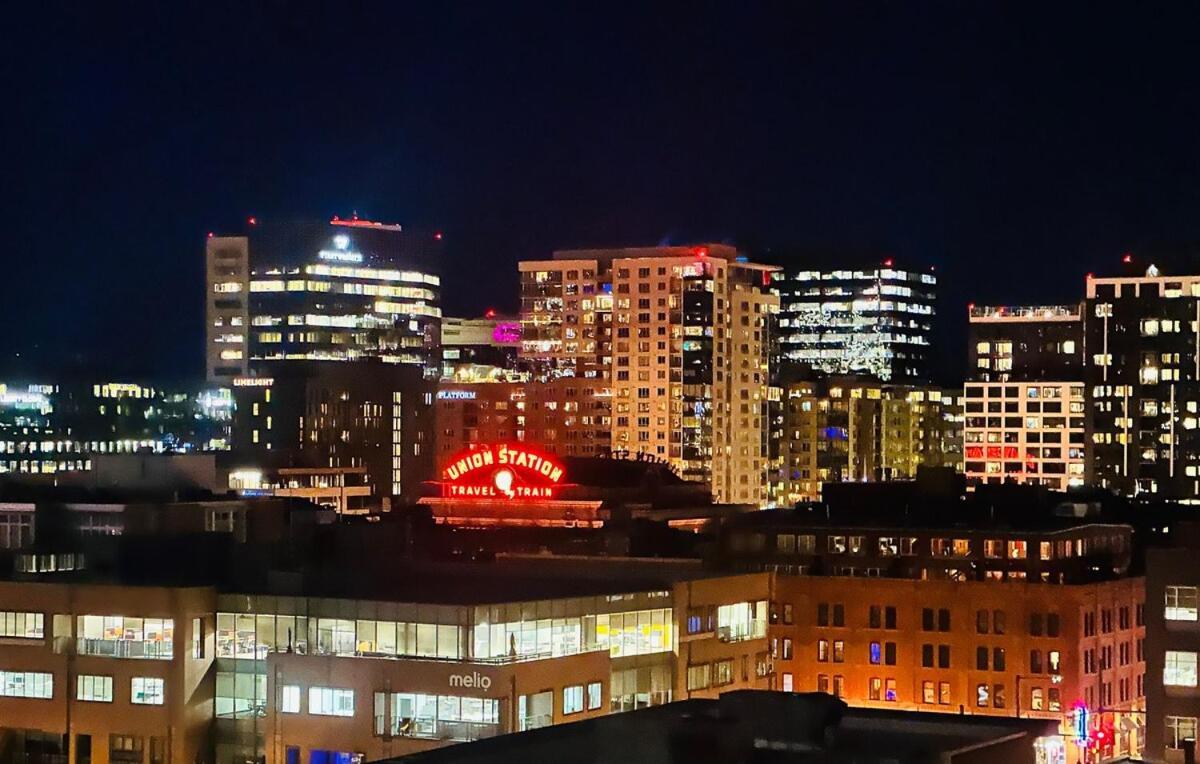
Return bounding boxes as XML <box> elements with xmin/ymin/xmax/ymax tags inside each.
<box><xmin>333</xmin><ymin>234</ymin><xmax>350</xmax><ymax>250</ymax></box>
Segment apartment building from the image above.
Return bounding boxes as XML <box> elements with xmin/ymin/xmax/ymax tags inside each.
<box><xmin>968</xmin><ymin>304</ymin><xmax>1083</xmax><ymax>383</ymax></box>
<box><xmin>1085</xmin><ymin>268</ymin><xmax>1200</xmax><ymax>498</ymax></box>
<box><xmin>519</xmin><ymin>246</ymin><xmax>778</xmax><ymax>505</ymax></box>
<box><xmin>229</xmin><ymin>361</ymin><xmax>434</xmax><ymax>503</ymax></box>
<box><xmin>778</xmin><ymin>378</ymin><xmax>961</xmax><ymax>504</ymax></box>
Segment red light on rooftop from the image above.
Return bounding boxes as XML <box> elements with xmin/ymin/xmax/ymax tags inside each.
<box><xmin>434</xmin><ymin>231</ymin><xmax>443</xmax><ymax>241</ymax></box>
<box><xmin>247</xmin><ymin>216</ymin><xmax>257</xmax><ymax>226</ymax></box>
<box><xmin>485</xmin><ymin>308</ymin><xmax>497</xmax><ymax>319</ymax></box>
<box><xmin>207</xmin><ymin>232</ymin><xmax>214</xmax><ymax>238</ymax></box>
<box><xmin>694</xmin><ymin>246</ymin><xmax>708</xmax><ymax>257</ymax></box>
<box><xmin>1086</xmin><ymin>272</ymin><xmax>1094</xmax><ymax>279</ymax></box>
<box><xmin>1122</xmin><ymin>253</ymin><xmax>1133</xmax><ymax>263</ymax></box>
<box><xmin>967</xmin><ymin>302</ymin><xmax>975</xmax><ymax>310</ymax></box>
<box><xmin>883</xmin><ymin>258</ymin><xmax>894</xmax><ymax>267</ymax></box>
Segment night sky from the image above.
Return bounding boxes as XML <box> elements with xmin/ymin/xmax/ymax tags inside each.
<box><xmin>5</xmin><ymin>2</ymin><xmax>1200</xmax><ymax>383</ymax></box>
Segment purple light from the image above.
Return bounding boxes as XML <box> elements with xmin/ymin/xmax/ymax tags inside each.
<box><xmin>493</xmin><ymin>322</ymin><xmax>521</xmax><ymax>343</ymax></box>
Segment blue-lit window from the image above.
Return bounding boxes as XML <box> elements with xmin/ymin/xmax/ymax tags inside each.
<box><xmin>869</xmin><ymin>642</ymin><xmax>882</xmax><ymax>665</ymax></box>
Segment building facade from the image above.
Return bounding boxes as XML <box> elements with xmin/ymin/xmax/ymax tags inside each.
<box><xmin>968</xmin><ymin>304</ymin><xmax>1084</xmax><ymax>383</ymax></box>
<box><xmin>716</xmin><ymin>518</ymin><xmax>1148</xmax><ymax>761</ymax></box>
<box><xmin>229</xmin><ymin>361</ymin><xmax>434</xmax><ymax>504</ymax></box>
<box><xmin>206</xmin><ymin>218</ymin><xmax>442</xmax><ymax>385</ymax></box>
<box><xmin>1144</xmin><ymin>523</ymin><xmax>1200</xmax><ymax>762</ymax></box>
<box><xmin>434</xmin><ymin>380</ymin><xmax>611</xmax><ymax>460</ymax></box>
<box><xmin>1085</xmin><ymin>269</ymin><xmax>1200</xmax><ymax>499</ymax></box>
<box><xmin>440</xmin><ymin>316</ymin><xmax>523</xmax><ymax>382</ymax></box>
<box><xmin>775</xmin><ymin>261</ymin><xmax>936</xmax><ymax>382</ymax></box>
<box><xmin>778</xmin><ymin>379</ymin><xmax>962</xmax><ymax>504</ymax></box>
<box><xmin>963</xmin><ymin>382</ymin><xmax>1087</xmax><ymax>491</ymax></box>
<box><xmin>519</xmin><ymin>246</ymin><xmax>778</xmax><ymax>506</ymax></box>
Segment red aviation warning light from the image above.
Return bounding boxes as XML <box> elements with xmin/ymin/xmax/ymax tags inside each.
<box><xmin>1122</xmin><ymin>253</ymin><xmax>1133</xmax><ymax>263</ymax></box>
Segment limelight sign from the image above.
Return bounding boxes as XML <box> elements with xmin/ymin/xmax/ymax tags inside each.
<box><xmin>440</xmin><ymin>444</ymin><xmax>566</xmax><ymax>499</ymax></box>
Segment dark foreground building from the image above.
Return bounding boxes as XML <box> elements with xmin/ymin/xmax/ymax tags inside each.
<box><xmin>384</xmin><ymin>690</ymin><xmax>1062</xmax><ymax>764</ymax></box>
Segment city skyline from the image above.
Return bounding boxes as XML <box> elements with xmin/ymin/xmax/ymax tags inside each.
<box><xmin>7</xmin><ymin>4</ymin><xmax>1200</xmax><ymax>382</ymax></box>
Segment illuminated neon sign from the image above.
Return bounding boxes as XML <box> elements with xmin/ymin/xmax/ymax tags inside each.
<box><xmin>440</xmin><ymin>444</ymin><xmax>566</xmax><ymax>499</ymax></box>
<box><xmin>1072</xmin><ymin>702</ymin><xmax>1089</xmax><ymax>744</ymax></box>
<box><xmin>437</xmin><ymin>390</ymin><xmax>477</xmax><ymax>400</ymax></box>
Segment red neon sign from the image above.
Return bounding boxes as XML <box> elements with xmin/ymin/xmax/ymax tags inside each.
<box><xmin>440</xmin><ymin>444</ymin><xmax>567</xmax><ymax>499</ymax></box>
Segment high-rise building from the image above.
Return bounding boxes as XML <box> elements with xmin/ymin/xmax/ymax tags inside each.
<box><xmin>775</xmin><ymin>259</ymin><xmax>936</xmax><ymax>382</ymax></box>
<box><xmin>964</xmin><ymin>305</ymin><xmax>1086</xmax><ymax>491</ymax></box>
<box><xmin>968</xmin><ymin>304</ymin><xmax>1084</xmax><ymax>383</ymax></box>
<box><xmin>229</xmin><ymin>361</ymin><xmax>434</xmax><ymax>504</ymax></box>
<box><xmin>206</xmin><ymin>217</ymin><xmax>443</xmax><ymax>385</ymax></box>
<box><xmin>519</xmin><ymin>246</ymin><xmax>778</xmax><ymax>505</ymax></box>
<box><xmin>1085</xmin><ymin>267</ymin><xmax>1200</xmax><ymax>498</ymax></box>
<box><xmin>778</xmin><ymin>378</ymin><xmax>962</xmax><ymax>504</ymax></box>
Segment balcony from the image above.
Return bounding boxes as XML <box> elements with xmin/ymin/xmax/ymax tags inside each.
<box><xmin>77</xmin><ymin>637</ymin><xmax>173</xmax><ymax>660</ymax></box>
<box><xmin>383</xmin><ymin>717</ymin><xmax>503</xmax><ymax>742</ymax></box>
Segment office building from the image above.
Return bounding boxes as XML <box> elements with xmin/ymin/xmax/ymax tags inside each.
<box><xmin>775</xmin><ymin>259</ymin><xmax>936</xmax><ymax>382</ymax></box>
<box><xmin>778</xmin><ymin>379</ymin><xmax>961</xmax><ymax>504</ymax></box>
<box><xmin>229</xmin><ymin>361</ymin><xmax>434</xmax><ymax>505</ymax></box>
<box><xmin>519</xmin><ymin>246</ymin><xmax>778</xmax><ymax>506</ymax></box>
<box><xmin>1143</xmin><ymin>522</ymin><xmax>1200</xmax><ymax>762</ymax></box>
<box><xmin>716</xmin><ymin>512</ymin><xmax>1147</xmax><ymax>761</ymax></box>
<box><xmin>206</xmin><ymin>217</ymin><xmax>442</xmax><ymax>384</ymax></box>
<box><xmin>440</xmin><ymin>315</ymin><xmax>523</xmax><ymax>382</ymax></box>
<box><xmin>963</xmin><ymin>382</ymin><xmax>1087</xmax><ymax>491</ymax></box>
<box><xmin>0</xmin><ymin>381</ymin><xmax>231</xmax><ymax>478</ymax></box>
<box><xmin>1085</xmin><ymin>267</ymin><xmax>1200</xmax><ymax>499</ymax></box>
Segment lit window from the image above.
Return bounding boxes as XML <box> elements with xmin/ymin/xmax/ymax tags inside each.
<box><xmin>309</xmin><ymin>686</ymin><xmax>354</xmax><ymax>716</ymax></box>
<box><xmin>77</xmin><ymin>675</ymin><xmax>113</xmax><ymax>702</ymax></box>
<box><xmin>1164</xmin><ymin>651</ymin><xmax>1198</xmax><ymax>687</ymax></box>
<box><xmin>131</xmin><ymin>677</ymin><xmax>164</xmax><ymax>705</ymax></box>
<box><xmin>563</xmin><ymin>684</ymin><xmax>584</xmax><ymax>715</ymax></box>
<box><xmin>1166</xmin><ymin>586</ymin><xmax>1199</xmax><ymax>621</ymax></box>
<box><xmin>280</xmin><ymin>685</ymin><xmax>300</xmax><ymax>713</ymax></box>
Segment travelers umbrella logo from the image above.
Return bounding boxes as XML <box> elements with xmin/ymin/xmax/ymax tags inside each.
<box><xmin>438</xmin><ymin>444</ymin><xmax>568</xmax><ymax>499</ymax></box>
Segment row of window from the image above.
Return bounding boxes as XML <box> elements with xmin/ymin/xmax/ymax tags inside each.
<box><xmin>0</xmin><ymin>672</ymin><xmax>164</xmax><ymax>704</ymax></box>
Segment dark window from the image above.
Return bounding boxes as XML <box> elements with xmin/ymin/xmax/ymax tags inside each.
<box><xmin>976</xmin><ymin>610</ymin><xmax>988</xmax><ymax>634</ymax></box>
<box><xmin>885</xmin><ymin>607</ymin><xmax>897</xmax><ymax>630</ymax></box>
<box><xmin>1030</xmin><ymin>650</ymin><xmax>1042</xmax><ymax>674</ymax></box>
<box><xmin>884</xmin><ymin>642</ymin><xmax>896</xmax><ymax>666</ymax></box>
<box><xmin>1030</xmin><ymin>613</ymin><xmax>1043</xmax><ymax>637</ymax></box>
<box><xmin>937</xmin><ymin>609</ymin><xmax>950</xmax><ymax>632</ymax></box>
<box><xmin>817</xmin><ymin>603</ymin><xmax>829</xmax><ymax>627</ymax></box>
<box><xmin>921</xmin><ymin>644</ymin><xmax>934</xmax><ymax>668</ymax></box>
<box><xmin>976</xmin><ymin>646</ymin><xmax>989</xmax><ymax>670</ymax></box>
<box><xmin>922</xmin><ymin>608</ymin><xmax>934</xmax><ymax>631</ymax></box>
<box><xmin>869</xmin><ymin>606</ymin><xmax>881</xmax><ymax>629</ymax></box>
<box><xmin>993</xmin><ymin>610</ymin><xmax>1006</xmax><ymax>634</ymax></box>
<box><xmin>993</xmin><ymin>647</ymin><xmax>1006</xmax><ymax>672</ymax></box>
<box><xmin>1046</xmin><ymin>613</ymin><xmax>1060</xmax><ymax>637</ymax></box>
<box><xmin>833</xmin><ymin>604</ymin><xmax>845</xmax><ymax>627</ymax></box>
<box><xmin>938</xmin><ymin>645</ymin><xmax>951</xmax><ymax>669</ymax></box>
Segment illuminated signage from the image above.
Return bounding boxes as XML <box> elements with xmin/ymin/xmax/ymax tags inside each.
<box><xmin>437</xmin><ymin>390</ymin><xmax>477</xmax><ymax>400</ymax></box>
<box><xmin>318</xmin><ymin>249</ymin><xmax>364</xmax><ymax>264</ymax></box>
<box><xmin>449</xmin><ymin>672</ymin><xmax>492</xmax><ymax>691</ymax></box>
<box><xmin>440</xmin><ymin>444</ymin><xmax>566</xmax><ymax>499</ymax></box>
<box><xmin>232</xmin><ymin>377</ymin><xmax>274</xmax><ymax>387</ymax></box>
<box><xmin>1072</xmin><ymin>702</ymin><xmax>1089</xmax><ymax>744</ymax></box>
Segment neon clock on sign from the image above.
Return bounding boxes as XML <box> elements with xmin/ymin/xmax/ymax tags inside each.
<box><xmin>440</xmin><ymin>444</ymin><xmax>566</xmax><ymax>499</ymax></box>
